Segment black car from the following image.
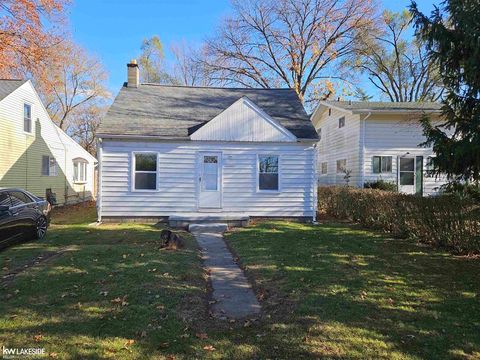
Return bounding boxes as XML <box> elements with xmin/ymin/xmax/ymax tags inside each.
<box><xmin>0</xmin><ymin>188</ymin><xmax>51</xmax><ymax>250</ymax></box>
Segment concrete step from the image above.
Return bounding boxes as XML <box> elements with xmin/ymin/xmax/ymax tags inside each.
<box><xmin>188</xmin><ymin>223</ymin><xmax>228</xmax><ymax>233</ymax></box>
<box><xmin>169</xmin><ymin>214</ymin><xmax>249</xmax><ymax>229</ymax></box>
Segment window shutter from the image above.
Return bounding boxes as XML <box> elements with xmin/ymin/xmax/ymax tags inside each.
<box><xmin>372</xmin><ymin>156</ymin><xmax>380</xmax><ymax>173</ymax></box>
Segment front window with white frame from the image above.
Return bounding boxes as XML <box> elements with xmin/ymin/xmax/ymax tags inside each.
<box><xmin>258</xmin><ymin>155</ymin><xmax>279</xmax><ymax>191</ymax></box>
<box><xmin>73</xmin><ymin>159</ymin><xmax>88</xmax><ymax>183</ymax></box>
<box><xmin>42</xmin><ymin>156</ymin><xmax>57</xmax><ymax>176</ymax></box>
<box><xmin>133</xmin><ymin>152</ymin><xmax>158</xmax><ymax>190</ymax></box>
<box><xmin>372</xmin><ymin>156</ymin><xmax>392</xmax><ymax>173</ymax></box>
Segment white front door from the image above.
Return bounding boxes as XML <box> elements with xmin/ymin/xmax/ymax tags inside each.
<box><xmin>399</xmin><ymin>157</ymin><xmax>415</xmax><ymax>194</ymax></box>
<box><xmin>198</xmin><ymin>152</ymin><xmax>222</xmax><ymax>209</ymax></box>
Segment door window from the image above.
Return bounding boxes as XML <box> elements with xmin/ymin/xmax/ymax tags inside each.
<box><xmin>9</xmin><ymin>191</ymin><xmax>32</xmax><ymax>207</ymax></box>
<box><xmin>399</xmin><ymin>158</ymin><xmax>415</xmax><ymax>185</ymax></box>
<box><xmin>203</xmin><ymin>156</ymin><xmax>218</xmax><ymax>191</ymax></box>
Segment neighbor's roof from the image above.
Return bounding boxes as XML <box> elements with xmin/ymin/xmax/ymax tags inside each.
<box><xmin>98</xmin><ymin>84</ymin><xmax>319</xmax><ymax>140</ymax></box>
<box><xmin>319</xmin><ymin>100</ymin><xmax>442</xmax><ymax>114</ymax></box>
<box><xmin>0</xmin><ymin>79</ymin><xmax>28</xmax><ymax>102</ymax></box>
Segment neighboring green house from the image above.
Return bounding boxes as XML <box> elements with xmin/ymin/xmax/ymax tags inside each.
<box><xmin>0</xmin><ymin>79</ymin><xmax>97</xmax><ymax>205</ymax></box>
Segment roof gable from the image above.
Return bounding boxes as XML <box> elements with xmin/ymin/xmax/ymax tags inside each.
<box><xmin>190</xmin><ymin>97</ymin><xmax>296</xmax><ymax>142</ymax></box>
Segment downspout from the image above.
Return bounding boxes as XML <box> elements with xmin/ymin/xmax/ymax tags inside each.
<box><xmin>360</xmin><ymin>112</ymin><xmax>372</xmax><ymax>188</ymax></box>
<box><xmin>312</xmin><ymin>143</ymin><xmax>318</xmax><ymax>223</ymax></box>
<box><xmin>97</xmin><ymin>138</ymin><xmax>103</xmax><ymax>223</ymax></box>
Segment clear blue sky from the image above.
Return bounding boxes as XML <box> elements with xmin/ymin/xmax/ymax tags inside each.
<box><xmin>69</xmin><ymin>0</ymin><xmax>437</xmax><ymax>94</ymax></box>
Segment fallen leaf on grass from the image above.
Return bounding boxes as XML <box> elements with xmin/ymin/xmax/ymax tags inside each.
<box><xmin>203</xmin><ymin>345</ymin><xmax>215</xmax><ymax>352</ymax></box>
<box><xmin>124</xmin><ymin>339</ymin><xmax>135</xmax><ymax>347</ymax></box>
<box><xmin>34</xmin><ymin>334</ymin><xmax>43</xmax><ymax>342</ymax></box>
<box><xmin>49</xmin><ymin>352</ymin><xmax>58</xmax><ymax>358</ymax></box>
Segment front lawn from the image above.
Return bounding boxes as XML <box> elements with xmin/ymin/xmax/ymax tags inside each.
<box><xmin>225</xmin><ymin>221</ymin><xmax>480</xmax><ymax>359</ymax></box>
<box><xmin>0</xmin><ymin>203</ymin><xmax>207</xmax><ymax>359</ymax></box>
<box><xmin>1</xmin><ymin>207</ymin><xmax>479</xmax><ymax>359</ymax></box>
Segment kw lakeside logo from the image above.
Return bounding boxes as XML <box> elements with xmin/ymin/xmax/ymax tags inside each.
<box><xmin>2</xmin><ymin>346</ymin><xmax>46</xmax><ymax>359</ymax></box>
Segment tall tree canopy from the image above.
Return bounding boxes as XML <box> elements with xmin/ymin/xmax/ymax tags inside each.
<box><xmin>355</xmin><ymin>10</ymin><xmax>443</xmax><ymax>102</ymax></box>
<box><xmin>0</xmin><ymin>0</ymin><xmax>68</xmax><ymax>79</ymax></box>
<box><xmin>139</xmin><ymin>36</ymin><xmax>176</xmax><ymax>84</ymax></box>
<box><xmin>37</xmin><ymin>41</ymin><xmax>110</xmax><ymax>132</ymax></box>
<box><xmin>203</xmin><ymin>0</ymin><xmax>377</xmax><ymax>105</ymax></box>
<box><xmin>410</xmin><ymin>0</ymin><xmax>480</xmax><ymax>182</ymax></box>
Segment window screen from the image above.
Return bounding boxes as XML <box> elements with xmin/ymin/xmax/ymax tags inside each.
<box><xmin>134</xmin><ymin>153</ymin><xmax>157</xmax><ymax>190</ymax></box>
<box><xmin>258</xmin><ymin>155</ymin><xmax>279</xmax><ymax>191</ymax></box>
<box><xmin>24</xmin><ymin>103</ymin><xmax>32</xmax><ymax>133</ymax></box>
<box><xmin>372</xmin><ymin>156</ymin><xmax>392</xmax><ymax>173</ymax></box>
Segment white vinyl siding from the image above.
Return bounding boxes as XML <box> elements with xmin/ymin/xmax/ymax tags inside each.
<box><xmin>313</xmin><ymin>107</ymin><xmax>362</xmax><ymax>186</ymax></box>
<box><xmin>99</xmin><ymin>140</ymin><xmax>315</xmax><ymax>218</ymax></box>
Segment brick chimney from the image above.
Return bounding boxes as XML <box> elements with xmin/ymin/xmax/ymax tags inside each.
<box><xmin>127</xmin><ymin>59</ymin><xmax>139</xmax><ymax>88</ymax></box>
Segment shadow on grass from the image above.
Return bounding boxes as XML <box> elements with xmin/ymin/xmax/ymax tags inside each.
<box><xmin>226</xmin><ymin>221</ymin><xmax>480</xmax><ymax>359</ymax></box>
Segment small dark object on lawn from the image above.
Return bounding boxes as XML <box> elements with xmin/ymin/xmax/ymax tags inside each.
<box><xmin>160</xmin><ymin>229</ymin><xmax>185</xmax><ymax>250</ymax></box>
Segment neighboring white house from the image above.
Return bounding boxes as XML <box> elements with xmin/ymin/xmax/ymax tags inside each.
<box><xmin>96</xmin><ymin>61</ymin><xmax>319</xmax><ymax>222</ymax></box>
<box><xmin>0</xmin><ymin>79</ymin><xmax>97</xmax><ymax>205</ymax></box>
<box><xmin>311</xmin><ymin>100</ymin><xmax>447</xmax><ymax>195</ymax></box>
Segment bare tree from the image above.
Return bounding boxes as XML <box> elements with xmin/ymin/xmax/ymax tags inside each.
<box><xmin>354</xmin><ymin>10</ymin><xmax>443</xmax><ymax>102</ymax></box>
<box><xmin>203</xmin><ymin>0</ymin><xmax>377</xmax><ymax>104</ymax></box>
<box><xmin>171</xmin><ymin>42</ymin><xmax>215</xmax><ymax>86</ymax></box>
<box><xmin>36</xmin><ymin>41</ymin><xmax>110</xmax><ymax>132</ymax></box>
<box><xmin>69</xmin><ymin>104</ymin><xmax>107</xmax><ymax>156</ymax></box>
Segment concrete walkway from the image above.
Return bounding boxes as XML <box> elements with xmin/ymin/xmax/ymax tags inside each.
<box><xmin>190</xmin><ymin>224</ymin><xmax>261</xmax><ymax>320</ymax></box>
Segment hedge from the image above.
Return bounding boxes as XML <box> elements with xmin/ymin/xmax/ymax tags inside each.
<box><xmin>318</xmin><ymin>186</ymin><xmax>480</xmax><ymax>255</ymax></box>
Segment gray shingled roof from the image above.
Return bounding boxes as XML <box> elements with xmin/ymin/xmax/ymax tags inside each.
<box><xmin>98</xmin><ymin>84</ymin><xmax>318</xmax><ymax>140</ymax></box>
<box><xmin>0</xmin><ymin>79</ymin><xmax>27</xmax><ymax>102</ymax></box>
<box><xmin>321</xmin><ymin>100</ymin><xmax>442</xmax><ymax>113</ymax></box>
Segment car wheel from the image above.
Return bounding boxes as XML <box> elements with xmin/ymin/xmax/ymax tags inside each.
<box><xmin>35</xmin><ymin>216</ymin><xmax>48</xmax><ymax>239</ymax></box>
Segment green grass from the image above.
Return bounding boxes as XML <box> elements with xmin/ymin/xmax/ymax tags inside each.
<box><xmin>225</xmin><ymin>221</ymin><xmax>480</xmax><ymax>359</ymax></box>
<box><xmin>0</xmin><ymin>203</ymin><xmax>209</xmax><ymax>359</ymax></box>
<box><xmin>1</xmin><ymin>207</ymin><xmax>479</xmax><ymax>359</ymax></box>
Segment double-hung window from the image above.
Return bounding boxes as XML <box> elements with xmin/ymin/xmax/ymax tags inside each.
<box><xmin>336</xmin><ymin>159</ymin><xmax>347</xmax><ymax>173</ymax></box>
<box><xmin>258</xmin><ymin>155</ymin><xmax>279</xmax><ymax>191</ymax></box>
<box><xmin>372</xmin><ymin>156</ymin><xmax>392</xmax><ymax>173</ymax></box>
<box><xmin>24</xmin><ymin>103</ymin><xmax>32</xmax><ymax>133</ymax></box>
<box><xmin>73</xmin><ymin>159</ymin><xmax>88</xmax><ymax>183</ymax></box>
<box><xmin>133</xmin><ymin>152</ymin><xmax>158</xmax><ymax>190</ymax></box>
<box><xmin>42</xmin><ymin>156</ymin><xmax>57</xmax><ymax>176</ymax></box>
<box><xmin>338</xmin><ymin>116</ymin><xmax>345</xmax><ymax>128</ymax></box>
<box><xmin>321</xmin><ymin>162</ymin><xmax>328</xmax><ymax>175</ymax></box>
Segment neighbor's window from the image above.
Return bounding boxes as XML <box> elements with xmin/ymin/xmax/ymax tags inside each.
<box><xmin>338</xmin><ymin>116</ymin><xmax>345</xmax><ymax>128</ymax></box>
<box><xmin>42</xmin><ymin>156</ymin><xmax>57</xmax><ymax>176</ymax></box>
<box><xmin>258</xmin><ymin>155</ymin><xmax>279</xmax><ymax>191</ymax></box>
<box><xmin>318</xmin><ymin>128</ymin><xmax>322</xmax><ymax>140</ymax></box>
<box><xmin>336</xmin><ymin>159</ymin><xmax>347</xmax><ymax>173</ymax></box>
<box><xmin>328</xmin><ymin>108</ymin><xmax>332</xmax><ymax>116</ymax></box>
<box><xmin>321</xmin><ymin>162</ymin><xmax>328</xmax><ymax>175</ymax></box>
<box><xmin>372</xmin><ymin>156</ymin><xmax>392</xmax><ymax>173</ymax></box>
<box><xmin>24</xmin><ymin>103</ymin><xmax>32</xmax><ymax>133</ymax></box>
<box><xmin>134</xmin><ymin>152</ymin><xmax>157</xmax><ymax>190</ymax></box>
<box><xmin>73</xmin><ymin>159</ymin><xmax>88</xmax><ymax>183</ymax></box>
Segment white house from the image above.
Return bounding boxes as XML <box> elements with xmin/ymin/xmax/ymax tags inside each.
<box><xmin>0</xmin><ymin>79</ymin><xmax>97</xmax><ymax>205</ymax></box>
<box><xmin>311</xmin><ymin>100</ymin><xmax>447</xmax><ymax>195</ymax></box>
<box><xmin>96</xmin><ymin>61</ymin><xmax>319</xmax><ymax>223</ymax></box>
